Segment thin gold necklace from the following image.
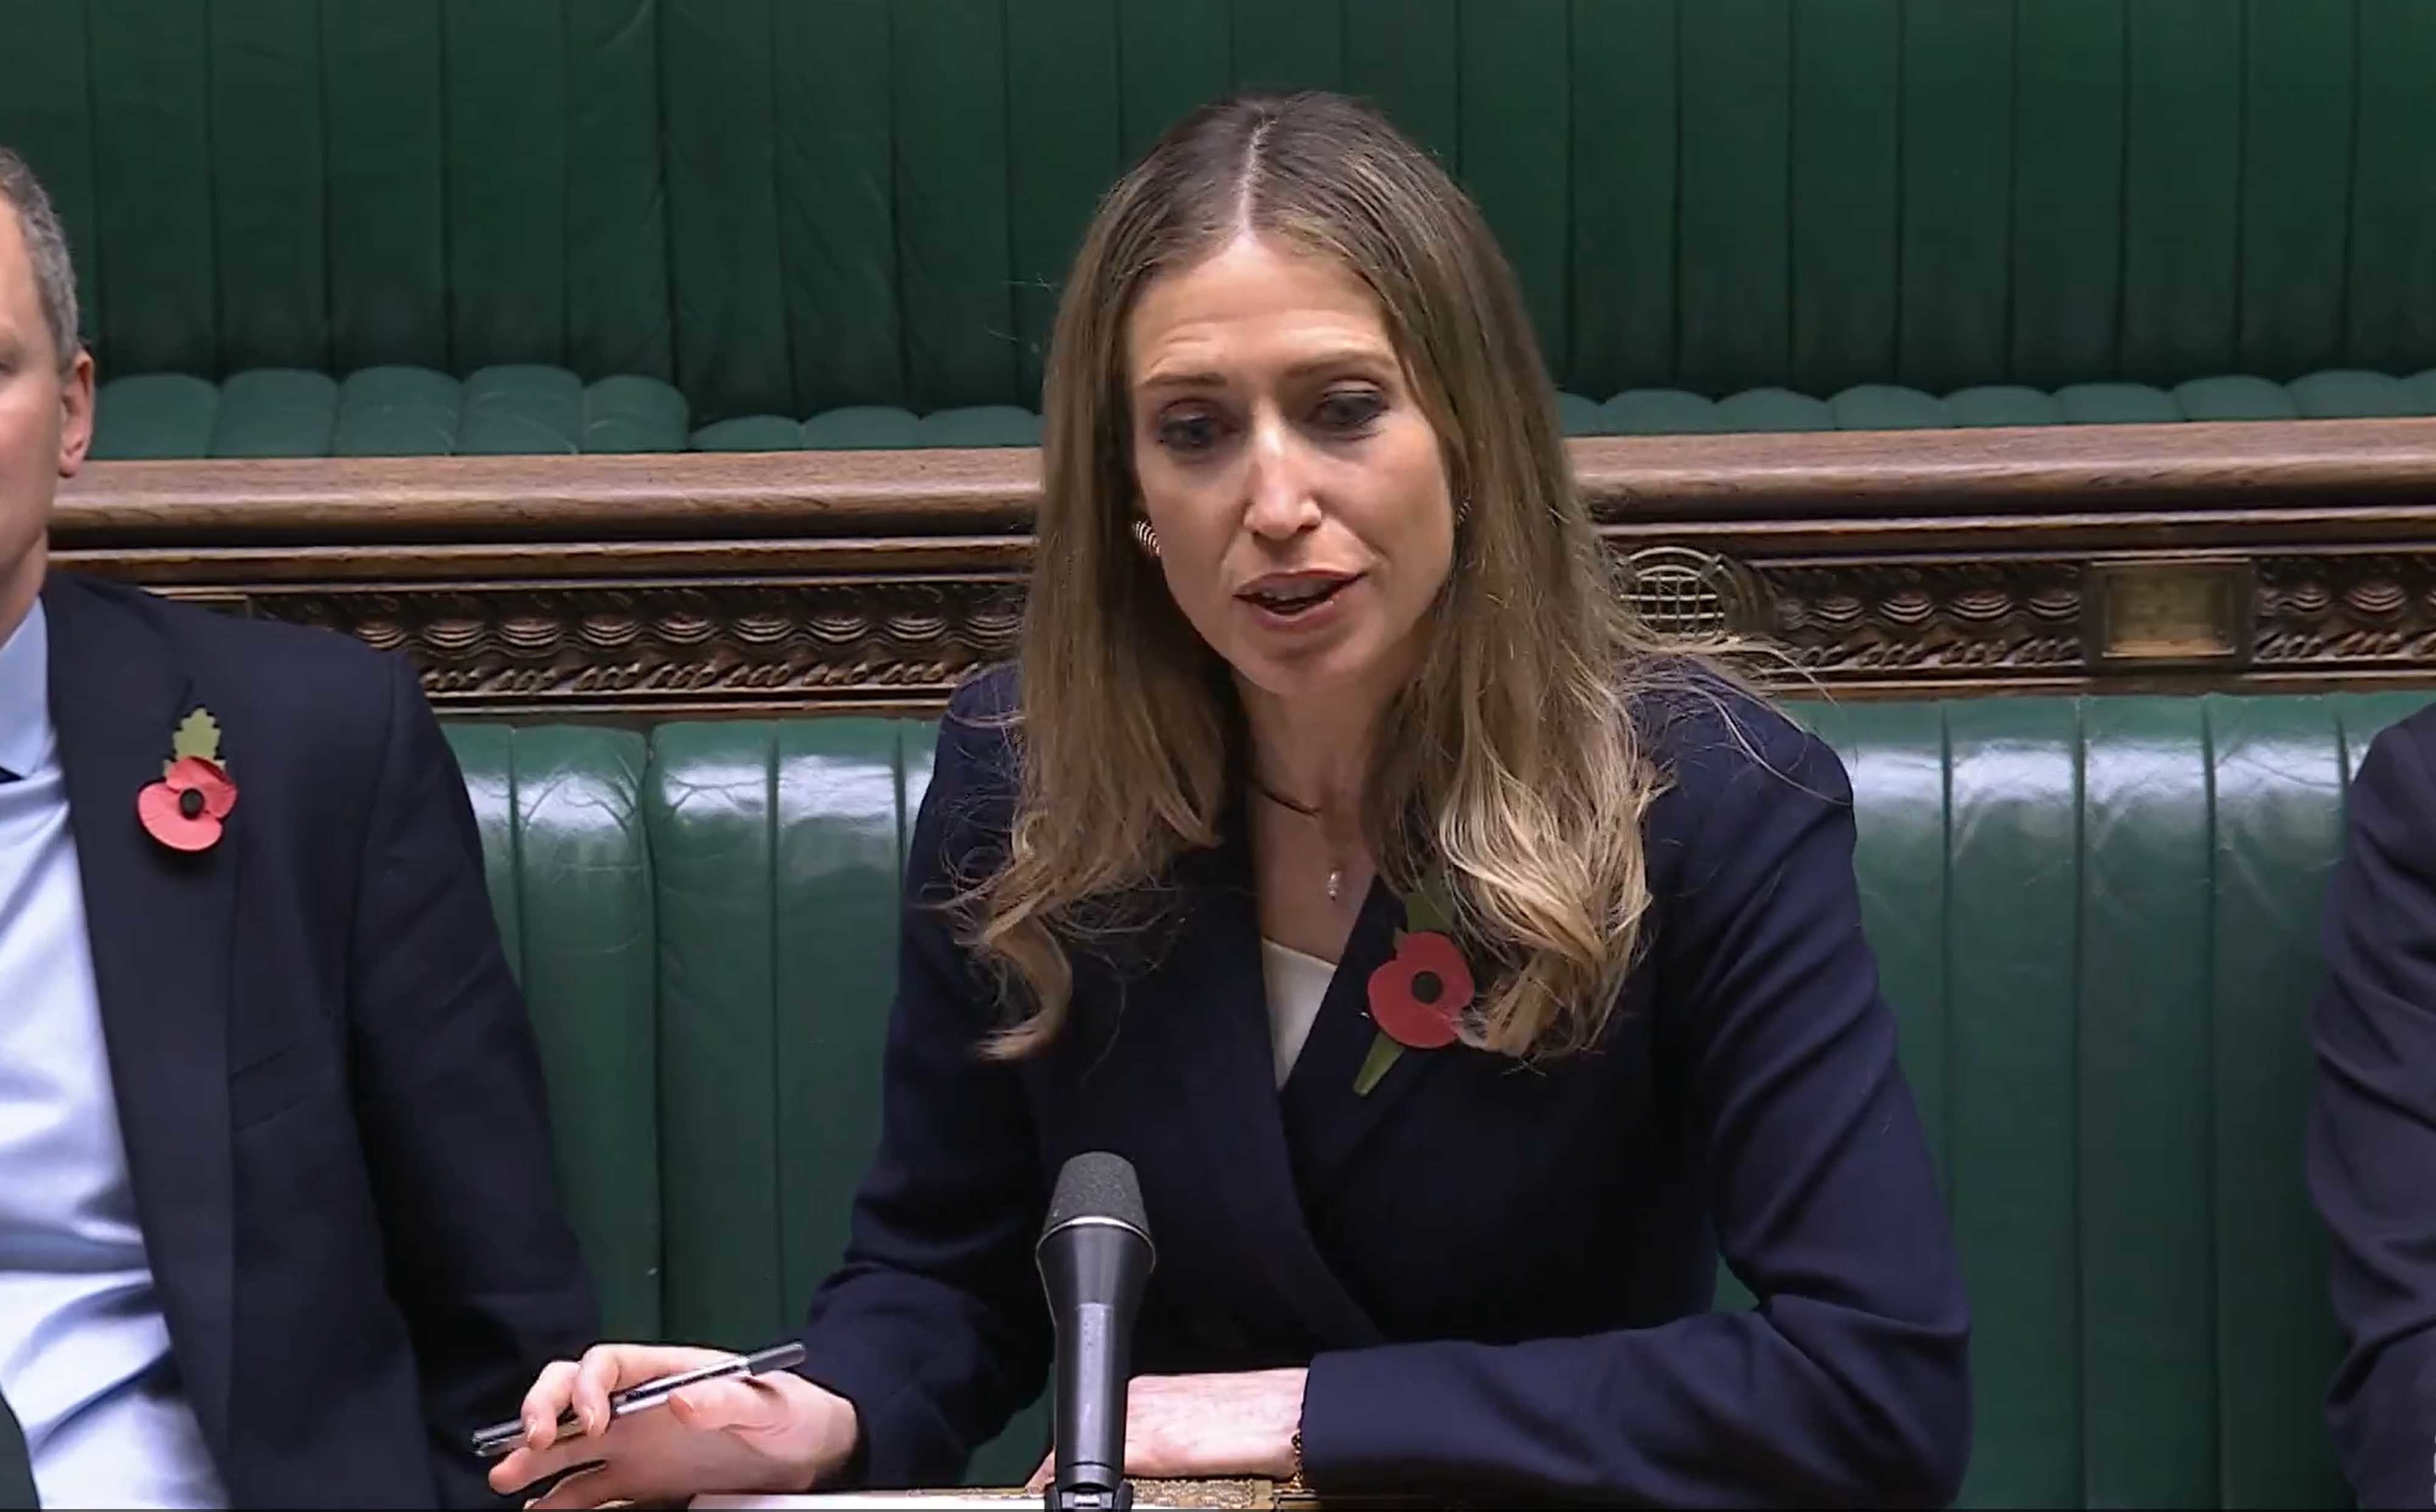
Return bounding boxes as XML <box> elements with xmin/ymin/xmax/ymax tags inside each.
<box><xmin>1253</xmin><ymin>778</ymin><xmax>1350</xmax><ymax>901</ymax></box>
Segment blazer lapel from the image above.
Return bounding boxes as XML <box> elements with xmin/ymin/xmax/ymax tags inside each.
<box><xmin>1138</xmin><ymin>804</ymin><xmax>1384</xmax><ymax>1349</ymax></box>
<box><xmin>1276</xmin><ymin>877</ymin><xmax>1465</xmax><ymax>1206</ymax></box>
<box><xmin>41</xmin><ymin>575</ymin><xmax>239</xmax><ymax>1460</ymax></box>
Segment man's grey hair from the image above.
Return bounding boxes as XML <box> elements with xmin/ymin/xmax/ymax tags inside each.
<box><xmin>0</xmin><ymin>147</ymin><xmax>82</xmax><ymax>373</ymax></box>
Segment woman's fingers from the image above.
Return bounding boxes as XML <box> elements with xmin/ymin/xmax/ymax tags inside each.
<box><xmin>517</xmin><ymin>1359</ymin><xmax>581</xmax><ymax>1450</ymax></box>
<box><xmin>664</xmin><ymin>1379</ymin><xmax>780</xmax><ymax>1435</ymax></box>
<box><xmin>487</xmin><ymin>1435</ymin><xmax>596</xmax><ymax>1497</ymax></box>
<box><xmin>568</xmin><ymin>1344</ymin><xmax>632</xmax><ymax>1438</ymax></box>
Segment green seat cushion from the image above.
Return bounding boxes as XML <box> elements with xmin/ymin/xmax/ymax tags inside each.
<box><xmin>90</xmin><ymin>365</ymin><xmax>695</xmax><ymax>459</ymax></box>
<box><xmin>87</xmin><ymin>364</ymin><xmax>2436</xmax><ymax>459</ymax></box>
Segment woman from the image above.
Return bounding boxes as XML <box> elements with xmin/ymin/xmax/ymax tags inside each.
<box><xmin>491</xmin><ymin>91</ymin><xmax>1970</xmax><ymax>1508</ymax></box>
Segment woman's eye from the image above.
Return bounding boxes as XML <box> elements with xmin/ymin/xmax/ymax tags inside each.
<box><xmin>1155</xmin><ymin>410</ymin><xmax>1224</xmax><ymax>454</ymax></box>
<box><xmin>1314</xmin><ymin>389</ymin><xmax>1385</xmax><ymax>433</ymax></box>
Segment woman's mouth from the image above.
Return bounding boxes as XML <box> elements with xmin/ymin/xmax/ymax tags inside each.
<box><xmin>1237</xmin><ymin>572</ymin><xmax>1361</xmax><ymax>619</ymax></box>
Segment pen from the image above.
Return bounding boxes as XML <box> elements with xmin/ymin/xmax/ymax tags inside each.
<box><xmin>469</xmin><ymin>1340</ymin><xmax>808</xmax><ymax>1459</ymax></box>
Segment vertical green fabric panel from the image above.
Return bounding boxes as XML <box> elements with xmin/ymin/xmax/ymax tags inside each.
<box><xmin>1</xmin><ymin>1</ymin><xmax>101</xmax><ymax>353</ymax></box>
<box><xmin>1897</xmin><ymin>0</ymin><xmax>2012</xmax><ymax>396</ymax></box>
<box><xmin>2237</xmin><ymin>0</ymin><xmax>2355</xmax><ymax>378</ymax></box>
<box><xmin>1677</xmin><ymin>0</ymin><xmax>1790</xmax><ymax>393</ymax></box>
<box><xmin>2337</xmin><ymin>694</ymin><xmax>2436</xmax><ymax>784</ymax></box>
<box><xmin>2010</xmin><ymin>0</ymin><xmax>2123</xmax><ymax>387</ymax></box>
<box><xmin>1800</xmin><ymin>701</ymin><xmax>1950</xmax><ymax>1182</ymax></box>
<box><xmin>507</xmin><ymin>728</ymin><xmax>662</xmax><ymax>1343</ymax></box>
<box><xmin>2346</xmin><ymin>0</ymin><xmax>2436</xmax><ymax>371</ymax></box>
<box><xmin>565</xmin><ymin>0</ymin><xmax>672</xmax><ymax>382</ymax></box>
<box><xmin>893</xmin><ymin>0</ymin><xmax>1016</xmax><ymax>410</ymax></box>
<box><xmin>2075</xmin><ymin>700</ymin><xmax>2217</xmax><ymax>1507</ymax></box>
<box><xmin>87</xmin><ymin>0</ymin><xmax>215</xmax><ymax>374</ymax></box>
<box><xmin>1458</xmin><ymin>0</ymin><xmax>1569</xmax><ymax>378</ymax></box>
<box><xmin>1118</xmin><ymin>0</ymin><xmax>1230</xmax><ymax>161</ymax></box>
<box><xmin>1788</xmin><ymin>0</ymin><xmax>1899</xmax><ymax>396</ymax></box>
<box><xmin>649</xmin><ymin>724</ymin><xmax>786</xmax><ymax>1348</ymax></box>
<box><xmin>772</xmin><ymin>723</ymin><xmax>904</xmax><ymax>1322</ymax></box>
<box><xmin>1231</xmin><ymin>0</ymin><xmax>1343</xmax><ymax>95</ymax></box>
<box><xmin>324</xmin><ymin>0</ymin><xmax>446</xmax><ymax>371</ymax></box>
<box><xmin>2120</xmin><ymin>0</ymin><xmax>2242</xmax><ymax>384</ymax></box>
<box><xmin>440</xmin><ymin>725</ymin><xmax>523</xmax><ymax>976</ymax></box>
<box><xmin>443</xmin><ymin>0</ymin><xmax>566</xmax><ymax>372</ymax></box>
<box><xmin>663</xmin><ymin>0</ymin><xmax>790</xmax><ymax>423</ymax></box>
<box><xmin>1006</xmin><ymin>0</ymin><xmax>1121</xmax><ymax>404</ymax></box>
<box><xmin>1566</xmin><ymin>0</ymin><xmax>1675</xmax><ymax>395</ymax></box>
<box><xmin>1944</xmin><ymin>700</ymin><xmax>2080</xmax><ymax>1508</ymax></box>
<box><xmin>1346</xmin><ymin>0</ymin><xmax>1459</xmax><ymax>172</ymax></box>
<box><xmin>206</xmin><ymin>0</ymin><xmax>326</xmax><ymax>371</ymax></box>
<box><xmin>2207</xmin><ymin>696</ymin><xmax>2350</xmax><ymax>1508</ymax></box>
<box><xmin>776</xmin><ymin>0</ymin><xmax>901</xmax><ymax>413</ymax></box>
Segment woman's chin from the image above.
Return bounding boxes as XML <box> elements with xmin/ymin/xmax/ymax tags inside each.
<box><xmin>1221</xmin><ymin>630</ymin><xmax>1404</xmax><ymax>708</ymax></box>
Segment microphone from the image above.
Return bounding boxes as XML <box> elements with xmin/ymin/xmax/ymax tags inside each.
<box><xmin>1036</xmin><ymin>1152</ymin><xmax>1156</xmax><ymax>1512</ymax></box>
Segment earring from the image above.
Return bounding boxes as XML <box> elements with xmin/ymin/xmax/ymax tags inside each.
<box><xmin>1132</xmin><ymin>517</ymin><xmax>1160</xmax><ymax>557</ymax></box>
<box><xmin>1455</xmin><ymin>494</ymin><xmax>1472</xmax><ymax>526</ymax></box>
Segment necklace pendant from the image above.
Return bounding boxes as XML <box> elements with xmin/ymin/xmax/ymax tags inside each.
<box><xmin>1326</xmin><ymin>867</ymin><xmax>1343</xmax><ymax>901</ymax></box>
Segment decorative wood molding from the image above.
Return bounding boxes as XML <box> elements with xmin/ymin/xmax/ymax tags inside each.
<box><xmin>49</xmin><ymin>418</ymin><xmax>2436</xmax><ymax>714</ymax></box>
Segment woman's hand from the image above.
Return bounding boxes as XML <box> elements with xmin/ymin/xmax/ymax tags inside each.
<box><xmin>1024</xmin><ymin>1368</ymin><xmax>1306</xmax><ymax>1490</ymax></box>
<box><xmin>487</xmin><ymin>1343</ymin><xmax>858</xmax><ymax>1509</ymax></box>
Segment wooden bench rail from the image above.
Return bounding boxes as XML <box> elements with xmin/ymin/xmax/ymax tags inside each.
<box><xmin>48</xmin><ymin>418</ymin><xmax>2436</xmax><ymax>713</ymax></box>
<box><xmin>55</xmin><ymin>417</ymin><xmax>2436</xmax><ymax>545</ymax></box>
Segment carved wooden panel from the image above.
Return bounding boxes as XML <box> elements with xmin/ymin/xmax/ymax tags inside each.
<box><xmin>224</xmin><ymin>578</ymin><xmax>1027</xmax><ymax>710</ymax></box>
<box><xmin>55</xmin><ymin>417</ymin><xmax>2436</xmax><ymax>712</ymax></box>
<box><xmin>2255</xmin><ymin>554</ymin><xmax>2436</xmax><ymax>669</ymax></box>
<box><xmin>1755</xmin><ymin>559</ymin><xmax>2085</xmax><ymax>677</ymax></box>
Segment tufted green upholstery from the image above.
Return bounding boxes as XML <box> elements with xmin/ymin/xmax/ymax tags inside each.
<box><xmin>444</xmin><ymin>689</ymin><xmax>2434</xmax><ymax>1504</ymax></box>
<box><xmin>13</xmin><ymin>0</ymin><xmax>2435</xmax><ymax>455</ymax></box>
<box><xmin>83</xmin><ymin>364</ymin><xmax>2436</xmax><ymax>460</ymax></box>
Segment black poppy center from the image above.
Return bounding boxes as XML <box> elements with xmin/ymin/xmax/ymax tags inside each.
<box><xmin>178</xmin><ymin>787</ymin><xmax>206</xmax><ymax>818</ymax></box>
<box><xmin>1410</xmin><ymin>969</ymin><xmax>1443</xmax><ymax>1005</ymax></box>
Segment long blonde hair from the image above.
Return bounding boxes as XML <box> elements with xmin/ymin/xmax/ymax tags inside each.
<box><xmin>971</xmin><ymin>91</ymin><xmax>1685</xmax><ymax>1060</ymax></box>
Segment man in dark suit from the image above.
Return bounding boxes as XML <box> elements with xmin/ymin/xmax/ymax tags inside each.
<box><xmin>0</xmin><ymin>149</ymin><xmax>597</xmax><ymax>1506</ymax></box>
<box><xmin>2309</xmin><ymin>702</ymin><xmax>2436</xmax><ymax>1510</ymax></box>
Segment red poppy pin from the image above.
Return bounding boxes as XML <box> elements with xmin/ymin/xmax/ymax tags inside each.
<box><xmin>1354</xmin><ymin>869</ymin><xmax>1477</xmax><ymax>1095</ymax></box>
<box><xmin>138</xmin><ymin>708</ymin><xmax>238</xmax><ymax>853</ymax></box>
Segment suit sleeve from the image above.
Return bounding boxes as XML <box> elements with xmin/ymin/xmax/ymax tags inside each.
<box><xmin>2309</xmin><ymin>717</ymin><xmax>2436</xmax><ymax>1511</ymax></box>
<box><xmin>1300</xmin><ymin>711</ymin><xmax>1973</xmax><ymax>1507</ymax></box>
<box><xmin>342</xmin><ymin>655</ymin><xmax>602</xmax><ymax>1508</ymax></box>
<box><xmin>792</xmin><ymin>698</ymin><xmax>1052</xmax><ymax>1489</ymax></box>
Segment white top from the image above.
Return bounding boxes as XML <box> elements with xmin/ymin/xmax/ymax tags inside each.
<box><xmin>0</xmin><ymin>602</ymin><xmax>228</xmax><ymax>1508</ymax></box>
<box><xmin>1258</xmin><ymin>938</ymin><xmax>1336</xmax><ymax>1087</ymax></box>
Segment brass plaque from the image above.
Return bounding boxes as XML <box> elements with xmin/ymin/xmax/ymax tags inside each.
<box><xmin>2084</xmin><ymin>560</ymin><xmax>2255</xmax><ymax>667</ymax></box>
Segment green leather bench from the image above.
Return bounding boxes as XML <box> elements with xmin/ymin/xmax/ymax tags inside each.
<box><xmin>443</xmin><ymin>689</ymin><xmax>2432</xmax><ymax>1506</ymax></box>
<box><xmin>8</xmin><ymin>0</ymin><xmax>2433</xmax><ymax>458</ymax></box>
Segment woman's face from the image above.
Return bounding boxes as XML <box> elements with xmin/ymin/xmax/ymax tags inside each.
<box><xmin>1124</xmin><ymin>233</ymin><xmax>1455</xmax><ymax>710</ymax></box>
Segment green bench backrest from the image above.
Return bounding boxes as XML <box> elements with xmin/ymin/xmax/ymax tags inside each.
<box><xmin>442</xmin><ymin>690</ymin><xmax>2434</xmax><ymax>1504</ymax></box>
<box><xmin>11</xmin><ymin>1</ymin><xmax>2434</xmax><ymax>428</ymax></box>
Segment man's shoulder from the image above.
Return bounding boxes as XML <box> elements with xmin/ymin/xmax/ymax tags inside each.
<box><xmin>46</xmin><ymin>572</ymin><xmax>410</xmax><ymax>765</ymax></box>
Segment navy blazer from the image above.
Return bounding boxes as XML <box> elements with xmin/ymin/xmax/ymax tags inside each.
<box><xmin>38</xmin><ymin>573</ymin><xmax>599</xmax><ymax>1508</ymax></box>
<box><xmin>798</xmin><ymin>665</ymin><xmax>1971</xmax><ymax>1506</ymax></box>
<box><xmin>2310</xmin><ymin>703</ymin><xmax>2436</xmax><ymax>1510</ymax></box>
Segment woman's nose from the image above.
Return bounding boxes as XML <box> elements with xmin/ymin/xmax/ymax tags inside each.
<box><xmin>1240</xmin><ymin>417</ymin><xmax>1321</xmax><ymax>538</ymax></box>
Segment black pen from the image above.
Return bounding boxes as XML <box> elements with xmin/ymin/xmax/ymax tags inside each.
<box><xmin>469</xmin><ymin>1341</ymin><xmax>808</xmax><ymax>1459</ymax></box>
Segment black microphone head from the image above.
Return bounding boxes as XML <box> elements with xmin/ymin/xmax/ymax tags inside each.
<box><xmin>1042</xmin><ymin>1150</ymin><xmax>1149</xmax><ymax>1243</ymax></box>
